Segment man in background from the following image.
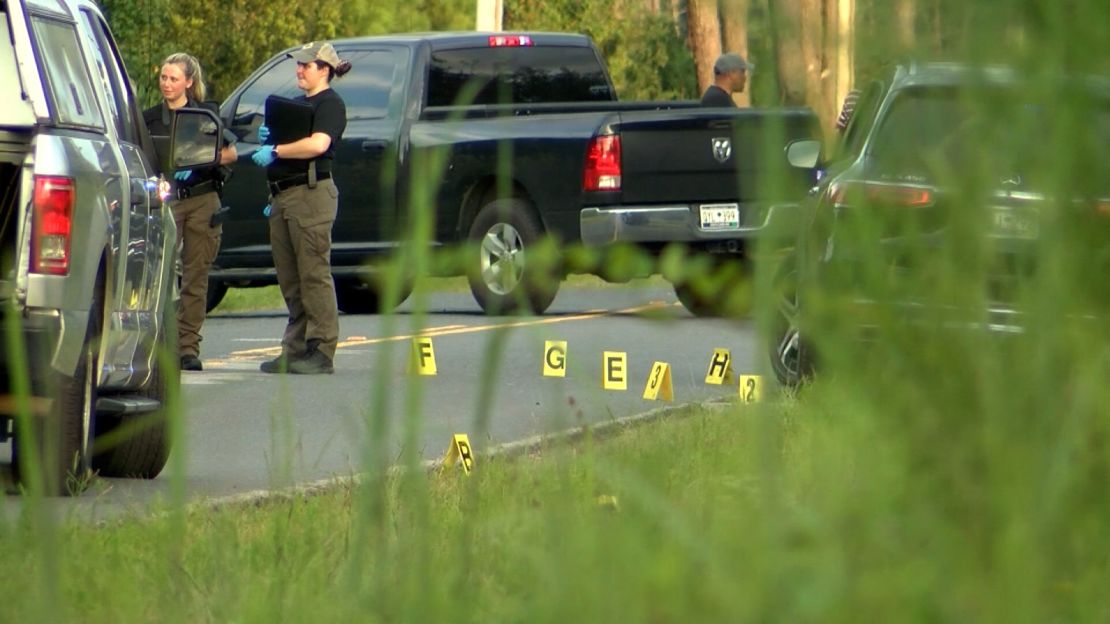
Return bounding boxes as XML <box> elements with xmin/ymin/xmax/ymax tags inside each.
<box><xmin>701</xmin><ymin>53</ymin><xmax>751</xmax><ymax>107</ymax></box>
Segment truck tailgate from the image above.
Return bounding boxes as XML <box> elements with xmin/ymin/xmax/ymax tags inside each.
<box><xmin>614</xmin><ymin>108</ymin><xmax>819</xmax><ymax>205</ymax></box>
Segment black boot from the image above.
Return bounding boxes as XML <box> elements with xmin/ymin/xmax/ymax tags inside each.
<box><xmin>288</xmin><ymin>344</ymin><xmax>334</xmax><ymax>375</ymax></box>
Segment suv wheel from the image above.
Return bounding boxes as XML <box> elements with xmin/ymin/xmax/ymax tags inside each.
<box><xmin>769</xmin><ymin>261</ymin><xmax>814</xmax><ymax>388</ymax></box>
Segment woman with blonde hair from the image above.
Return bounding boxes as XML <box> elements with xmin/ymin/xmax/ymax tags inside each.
<box><xmin>144</xmin><ymin>52</ymin><xmax>237</xmax><ymax>372</ymax></box>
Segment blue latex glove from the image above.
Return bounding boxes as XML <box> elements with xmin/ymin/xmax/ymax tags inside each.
<box><xmin>173</xmin><ymin>170</ymin><xmax>192</xmax><ymax>182</ymax></box>
<box><xmin>257</xmin><ymin>124</ymin><xmax>271</xmax><ymax>144</ymax></box>
<box><xmin>262</xmin><ymin>204</ymin><xmax>272</xmax><ymax>217</ymax></box>
<box><xmin>252</xmin><ymin>145</ymin><xmax>276</xmax><ymax>167</ymax></box>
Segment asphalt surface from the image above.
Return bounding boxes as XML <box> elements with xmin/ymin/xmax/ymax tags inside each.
<box><xmin>1</xmin><ymin>284</ymin><xmax>763</xmax><ymax>519</ymax></box>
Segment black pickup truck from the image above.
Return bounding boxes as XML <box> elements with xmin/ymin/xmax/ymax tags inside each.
<box><xmin>215</xmin><ymin>32</ymin><xmax>818</xmax><ymax>314</ymax></box>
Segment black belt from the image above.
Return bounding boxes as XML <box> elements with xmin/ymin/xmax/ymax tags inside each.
<box><xmin>268</xmin><ymin>172</ymin><xmax>331</xmax><ymax>196</ymax></box>
<box><xmin>175</xmin><ymin>179</ymin><xmax>219</xmax><ymax>200</ymax></box>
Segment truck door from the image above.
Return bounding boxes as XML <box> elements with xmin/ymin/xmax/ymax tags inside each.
<box><xmin>327</xmin><ymin>47</ymin><xmax>407</xmax><ymax>249</ymax></box>
<box><xmin>76</xmin><ymin>9</ymin><xmax>164</xmax><ymax>384</ymax></box>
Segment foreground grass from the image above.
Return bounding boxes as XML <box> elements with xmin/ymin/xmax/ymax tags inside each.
<box><xmin>1</xmin><ymin>388</ymin><xmax>1105</xmax><ymax>622</ymax></box>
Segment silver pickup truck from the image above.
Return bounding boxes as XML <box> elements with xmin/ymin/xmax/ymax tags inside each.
<box><xmin>1</xmin><ymin>0</ymin><xmax>221</xmax><ymax>494</ymax></box>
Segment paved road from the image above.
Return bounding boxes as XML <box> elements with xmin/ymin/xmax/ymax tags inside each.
<box><xmin>2</xmin><ymin>284</ymin><xmax>763</xmax><ymax>516</ymax></box>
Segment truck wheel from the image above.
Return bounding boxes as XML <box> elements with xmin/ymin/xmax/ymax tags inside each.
<box><xmin>467</xmin><ymin>198</ymin><xmax>559</xmax><ymax>315</ymax></box>
<box><xmin>13</xmin><ymin>277</ymin><xmax>104</xmax><ymax>495</ymax></box>
<box><xmin>205</xmin><ymin>280</ymin><xmax>228</xmax><ymax>312</ymax></box>
<box><xmin>91</xmin><ymin>297</ymin><xmax>175</xmax><ymax>478</ymax></box>
<box><xmin>335</xmin><ymin>278</ymin><xmax>412</xmax><ymax>314</ymax></box>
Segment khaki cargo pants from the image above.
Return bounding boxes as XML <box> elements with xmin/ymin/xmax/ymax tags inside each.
<box><xmin>268</xmin><ymin>178</ymin><xmax>339</xmax><ymax>359</ymax></box>
<box><xmin>172</xmin><ymin>192</ymin><xmax>222</xmax><ymax>358</ymax></box>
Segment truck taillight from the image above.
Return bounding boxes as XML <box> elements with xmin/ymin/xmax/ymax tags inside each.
<box><xmin>489</xmin><ymin>35</ymin><xmax>533</xmax><ymax>47</ymax></box>
<box><xmin>583</xmin><ymin>134</ymin><xmax>621</xmax><ymax>192</ymax></box>
<box><xmin>829</xmin><ymin>180</ymin><xmax>935</xmax><ymax>209</ymax></box>
<box><xmin>32</xmin><ymin>175</ymin><xmax>74</xmax><ymax>275</ymax></box>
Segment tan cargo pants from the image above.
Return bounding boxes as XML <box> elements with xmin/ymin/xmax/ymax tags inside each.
<box><xmin>171</xmin><ymin>191</ymin><xmax>222</xmax><ymax>358</ymax></box>
<box><xmin>268</xmin><ymin>178</ymin><xmax>339</xmax><ymax>359</ymax></box>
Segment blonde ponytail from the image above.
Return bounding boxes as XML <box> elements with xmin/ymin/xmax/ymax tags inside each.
<box><xmin>162</xmin><ymin>52</ymin><xmax>206</xmax><ymax>102</ymax></box>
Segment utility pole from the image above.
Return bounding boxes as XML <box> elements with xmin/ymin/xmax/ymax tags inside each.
<box><xmin>476</xmin><ymin>0</ymin><xmax>504</xmax><ymax>31</ymax></box>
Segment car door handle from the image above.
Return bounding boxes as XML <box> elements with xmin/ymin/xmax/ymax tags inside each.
<box><xmin>361</xmin><ymin>140</ymin><xmax>387</xmax><ymax>152</ymax></box>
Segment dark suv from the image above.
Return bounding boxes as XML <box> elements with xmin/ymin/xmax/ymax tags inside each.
<box><xmin>769</xmin><ymin>63</ymin><xmax>1110</xmax><ymax>387</ymax></box>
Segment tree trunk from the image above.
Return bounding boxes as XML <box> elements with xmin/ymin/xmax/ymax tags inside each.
<box><xmin>768</xmin><ymin>0</ymin><xmax>807</xmax><ymax>105</ymax></box>
<box><xmin>896</xmin><ymin>0</ymin><xmax>915</xmax><ymax>51</ymax></box>
<box><xmin>832</xmin><ymin>0</ymin><xmax>855</xmax><ymax>126</ymax></box>
<box><xmin>719</xmin><ymin>0</ymin><xmax>751</xmax><ymax>106</ymax></box>
<box><xmin>687</xmin><ymin>0</ymin><xmax>723</xmax><ymax>95</ymax></box>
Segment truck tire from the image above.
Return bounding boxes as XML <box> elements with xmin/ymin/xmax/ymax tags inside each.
<box><xmin>205</xmin><ymin>280</ymin><xmax>228</xmax><ymax>312</ymax></box>
<box><xmin>335</xmin><ymin>278</ymin><xmax>412</xmax><ymax>314</ymax></box>
<box><xmin>12</xmin><ymin>275</ymin><xmax>104</xmax><ymax>495</ymax></box>
<box><xmin>91</xmin><ymin>297</ymin><xmax>175</xmax><ymax>478</ymax></box>
<box><xmin>466</xmin><ymin>198</ymin><xmax>559</xmax><ymax>315</ymax></box>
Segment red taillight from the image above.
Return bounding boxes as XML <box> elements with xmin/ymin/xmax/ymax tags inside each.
<box><xmin>829</xmin><ymin>181</ymin><xmax>935</xmax><ymax>208</ymax></box>
<box><xmin>488</xmin><ymin>35</ymin><xmax>533</xmax><ymax>47</ymax></box>
<box><xmin>583</xmin><ymin>134</ymin><xmax>621</xmax><ymax>192</ymax></box>
<box><xmin>32</xmin><ymin>175</ymin><xmax>74</xmax><ymax>275</ymax></box>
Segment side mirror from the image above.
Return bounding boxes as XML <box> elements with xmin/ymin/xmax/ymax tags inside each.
<box><xmin>170</xmin><ymin>107</ymin><xmax>222</xmax><ymax>171</ymax></box>
<box><xmin>785</xmin><ymin>139</ymin><xmax>822</xmax><ymax>169</ymax></box>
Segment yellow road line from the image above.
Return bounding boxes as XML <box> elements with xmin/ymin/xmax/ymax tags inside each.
<box><xmin>223</xmin><ymin>303</ymin><xmax>667</xmax><ymax>361</ymax></box>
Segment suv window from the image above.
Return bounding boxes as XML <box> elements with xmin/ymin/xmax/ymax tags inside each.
<box><xmin>427</xmin><ymin>46</ymin><xmax>612</xmax><ymax>107</ymax></box>
<box><xmin>234</xmin><ymin>49</ymin><xmax>400</xmax><ymax>124</ymax></box>
<box><xmin>838</xmin><ymin>80</ymin><xmax>884</xmax><ymax>159</ymax></box>
<box><xmin>30</xmin><ymin>15</ymin><xmax>104</xmax><ymax>129</ymax></box>
<box><xmin>77</xmin><ymin>10</ymin><xmax>138</xmax><ymax>142</ymax></box>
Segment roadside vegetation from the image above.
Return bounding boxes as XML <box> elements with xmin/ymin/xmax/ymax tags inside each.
<box><xmin>3</xmin><ymin>0</ymin><xmax>1108</xmax><ymax>621</ymax></box>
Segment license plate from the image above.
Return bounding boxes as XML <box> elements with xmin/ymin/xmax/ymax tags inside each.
<box><xmin>990</xmin><ymin>208</ymin><xmax>1038</xmax><ymax>239</ymax></box>
<box><xmin>699</xmin><ymin>204</ymin><xmax>740</xmax><ymax>231</ymax></box>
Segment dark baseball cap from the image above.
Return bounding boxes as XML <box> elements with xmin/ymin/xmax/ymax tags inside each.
<box><xmin>289</xmin><ymin>41</ymin><xmax>340</xmax><ymax>68</ymax></box>
<box><xmin>714</xmin><ymin>53</ymin><xmax>752</xmax><ymax>75</ymax></box>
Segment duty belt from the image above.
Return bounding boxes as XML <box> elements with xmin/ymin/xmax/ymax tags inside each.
<box><xmin>174</xmin><ymin>179</ymin><xmax>219</xmax><ymax>200</ymax></box>
<box><xmin>268</xmin><ymin>172</ymin><xmax>331</xmax><ymax>196</ymax></box>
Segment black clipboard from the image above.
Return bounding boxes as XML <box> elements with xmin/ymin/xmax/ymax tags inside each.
<box><xmin>264</xmin><ymin>95</ymin><xmax>314</xmax><ymax>144</ymax></box>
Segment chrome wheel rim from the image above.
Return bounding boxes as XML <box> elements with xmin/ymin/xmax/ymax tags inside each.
<box><xmin>480</xmin><ymin>223</ymin><xmax>525</xmax><ymax>296</ymax></box>
<box><xmin>774</xmin><ymin>270</ymin><xmax>803</xmax><ymax>381</ymax></box>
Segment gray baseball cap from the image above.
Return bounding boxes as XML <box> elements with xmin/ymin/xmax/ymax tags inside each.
<box><xmin>289</xmin><ymin>41</ymin><xmax>340</xmax><ymax>68</ymax></box>
<box><xmin>714</xmin><ymin>53</ymin><xmax>752</xmax><ymax>75</ymax></box>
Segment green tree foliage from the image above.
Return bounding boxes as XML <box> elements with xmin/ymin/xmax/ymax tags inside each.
<box><xmin>97</xmin><ymin>0</ymin><xmax>472</xmax><ymax>107</ymax></box>
<box><xmin>504</xmin><ymin>0</ymin><xmax>698</xmax><ymax>100</ymax></box>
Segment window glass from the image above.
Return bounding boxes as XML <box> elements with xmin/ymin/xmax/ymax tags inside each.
<box><xmin>77</xmin><ymin>10</ymin><xmax>136</xmax><ymax>141</ymax></box>
<box><xmin>427</xmin><ymin>46</ymin><xmax>612</xmax><ymax>107</ymax></box>
<box><xmin>329</xmin><ymin>50</ymin><xmax>399</xmax><ymax>119</ymax></box>
<box><xmin>30</xmin><ymin>16</ymin><xmax>104</xmax><ymax>128</ymax></box>
<box><xmin>233</xmin><ymin>56</ymin><xmax>300</xmax><ymax>123</ymax></box>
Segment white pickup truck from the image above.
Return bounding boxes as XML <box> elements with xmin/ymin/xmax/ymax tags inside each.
<box><xmin>1</xmin><ymin>0</ymin><xmax>221</xmax><ymax>493</ymax></box>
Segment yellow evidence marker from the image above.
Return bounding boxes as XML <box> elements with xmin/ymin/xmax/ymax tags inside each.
<box><xmin>705</xmin><ymin>348</ymin><xmax>734</xmax><ymax>385</ymax></box>
<box><xmin>642</xmin><ymin>361</ymin><xmax>674</xmax><ymax>402</ymax></box>
<box><xmin>410</xmin><ymin>337</ymin><xmax>437</xmax><ymax>375</ymax></box>
<box><xmin>738</xmin><ymin>375</ymin><xmax>764</xmax><ymax>404</ymax></box>
<box><xmin>543</xmin><ymin>340</ymin><xmax>568</xmax><ymax>377</ymax></box>
<box><xmin>441</xmin><ymin>433</ymin><xmax>474</xmax><ymax>475</ymax></box>
<box><xmin>602</xmin><ymin>351</ymin><xmax>628</xmax><ymax>391</ymax></box>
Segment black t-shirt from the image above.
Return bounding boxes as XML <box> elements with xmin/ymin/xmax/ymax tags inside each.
<box><xmin>268</xmin><ymin>87</ymin><xmax>347</xmax><ymax>181</ymax></box>
<box><xmin>143</xmin><ymin>99</ymin><xmax>228</xmax><ymax>181</ymax></box>
<box><xmin>700</xmin><ymin>85</ymin><xmax>736</xmax><ymax>108</ymax></box>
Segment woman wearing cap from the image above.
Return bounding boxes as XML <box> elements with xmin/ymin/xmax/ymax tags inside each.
<box><xmin>144</xmin><ymin>53</ymin><xmax>237</xmax><ymax>372</ymax></box>
<box><xmin>251</xmin><ymin>42</ymin><xmax>351</xmax><ymax>375</ymax></box>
